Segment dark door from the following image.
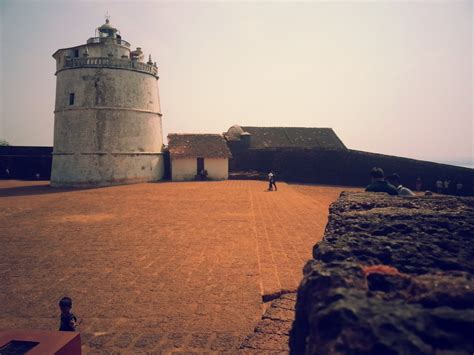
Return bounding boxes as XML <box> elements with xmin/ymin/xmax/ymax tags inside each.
<box><xmin>197</xmin><ymin>157</ymin><xmax>204</xmax><ymax>174</ymax></box>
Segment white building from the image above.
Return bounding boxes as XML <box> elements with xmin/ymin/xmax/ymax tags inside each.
<box><xmin>167</xmin><ymin>134</ymin><xmax>232</xmax><ymax>181</ymax></box>
<box><xmin>50</xmin><ymin>19</ymin><xmax>164</xmax><ymax>187</ymax></box>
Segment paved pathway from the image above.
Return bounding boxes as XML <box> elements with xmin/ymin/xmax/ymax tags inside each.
<box><xmin>0</xmin><ymin>180</ymin><xmax>359</xmax><ymax>353</ymax></box>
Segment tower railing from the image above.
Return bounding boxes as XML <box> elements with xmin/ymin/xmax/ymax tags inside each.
<box><xmin>63</xmin><ymin>57</ymin><xmax>158</xmax><ymax>76</ymax></box>
<box><xmin>86</xmin><ymin>37</ymin><xmax>131</xmax><ymax>48</ymax></box>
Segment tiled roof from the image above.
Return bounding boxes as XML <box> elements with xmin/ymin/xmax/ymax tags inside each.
<box><xmin>168</xmin><ymin>134</ymin><xmax>232</xmax><ymax>159</ymax></box>
<box><xmin>224</xmin><ymin>125</ymin><xmax>347</xmax><ymax>150</ymax></box>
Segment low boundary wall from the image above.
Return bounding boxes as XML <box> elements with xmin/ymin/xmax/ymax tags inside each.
<box><xmin>229</xmin><ymin>148</ymin><xmax>474</xmax><ymax>195</ymax></box>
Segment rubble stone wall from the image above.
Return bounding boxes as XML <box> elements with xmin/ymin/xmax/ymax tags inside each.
<box><xmin>289</xmin><ymin>192</ymin><xmax>474</xmax><ymax>354</ymax></box>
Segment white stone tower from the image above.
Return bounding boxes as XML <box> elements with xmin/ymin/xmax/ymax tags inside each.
<box><xmin>51</xmin><ymin>18</ymin><xmax>164</xmax><ymax>187</ymax></box>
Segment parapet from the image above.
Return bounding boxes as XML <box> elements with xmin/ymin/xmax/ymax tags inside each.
<box><xmin>52</xmin><ymin>19</ymin><xmax>158</xmax><ymax>78</ymax></box>
<box><xmin>290</xmin><ymin>192</ymin><xmax>474</xmax><ymax>354</ymax></box>
<box><xmin>57</xmin><ymin>57</ymin><xmax>158</xmax><ymax>77</ymax></box>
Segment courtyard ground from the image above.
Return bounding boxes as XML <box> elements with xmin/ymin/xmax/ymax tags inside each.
<box><xmin>0</xmin><ymin>180</ymin><xmax>360</xmax><ymax>353</ymax></box>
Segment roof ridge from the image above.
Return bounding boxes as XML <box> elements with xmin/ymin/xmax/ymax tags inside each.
<box><xmin>168</xmin><ymin>133</ymin><xmax>231</xmax><ymax>159</ymax></box>
<box><xmin>168</xmin><ymin>133</ymin><xmax>224</xmax><ymax>136</ymax></box>
<box><xmin>241</xmin><ymin>126</ymin><xmax>335</xmax><ymax>130</ymax></box>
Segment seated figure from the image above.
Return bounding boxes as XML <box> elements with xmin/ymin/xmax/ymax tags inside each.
<box><xmin>386</xmin><ymin>173</ymin><xmax>416</xmax><ymax>196</ymax></box>
<box><xmin>365</xmin><ymin>167</ymin><xmax>399</xmax><ymax>196</ymax></box>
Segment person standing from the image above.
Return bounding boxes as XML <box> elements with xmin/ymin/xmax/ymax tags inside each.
<box><xmin>58</xmin><ymin>297</ymin><xmax>78</xmax><ymax>332</ymax></box>
<box><xmin>436</xmin><ymin>179</ymin><xmax>443</xmax><ymax>194</ymax></box>
<box><xmin>443</xmin><ymin>179</ymin><xmax>450</xmax><ymax>194</ymax></box>
<box><xmin>416</xmin><ymin>177</ymin><xmax>422</xmax><ymax>192</ymax></box>
<box><xmin>268</xmin><ymin>171</ymin><xmax>277</xmax><ymax>191</ymax></box>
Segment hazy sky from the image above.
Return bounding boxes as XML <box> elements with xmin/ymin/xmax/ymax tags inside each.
<box><xmin>0</xmin><ymin>0</ymin><xmax>472</xmax><ymax>167</ymax></box>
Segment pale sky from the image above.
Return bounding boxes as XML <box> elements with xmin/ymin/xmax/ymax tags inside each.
<box><xmin>0</xmin><ymin>0</ymin><xmax>472</xmax><ymax>167</ymax></box>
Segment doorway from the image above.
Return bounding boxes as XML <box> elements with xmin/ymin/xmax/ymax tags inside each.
<box><xmin>197</xmin><ymin>157</ymin><xmax>204</xmax><ymax>175</ymax></box>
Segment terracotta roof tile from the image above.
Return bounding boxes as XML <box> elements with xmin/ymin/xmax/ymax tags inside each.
<box><xmin>168</xmin><ymin>134</ymin><xmax>232</xmax><ymax>159</ymax></box>
<box><xmin>225</xmin><ymin>125</ymin><xmax>347</xmax><ymax>150</ymax></box>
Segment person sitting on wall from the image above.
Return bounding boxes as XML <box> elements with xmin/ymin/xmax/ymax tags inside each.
<box><xmin>386</xmin><ymin>173</ymin><xmax>416</xmax><ymax>196</ymax></box>
<box><xmin>365</xmin><ymin>167</ymin><xmax>398</xmax><ymax>196</ymax></box>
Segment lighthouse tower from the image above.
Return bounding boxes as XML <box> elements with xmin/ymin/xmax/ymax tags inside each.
<box><xmin>51</xmin><ymin>18</ymin><xmax>164</xmax><ymax>187</ymax></box>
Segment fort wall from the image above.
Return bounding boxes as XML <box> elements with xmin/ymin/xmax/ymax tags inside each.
<box><xmin>0</xmin><ymin>146</ymin><xmax>52</xmax><ymax>180</ymax></box>
<box><xmin>290</xmin><ymin>192</ymin><xmax>474</xmax><ymax>353</ymax></box>
<box><xmin>228</xmin><ymin>147</ymin><xmax>474</xmax><ymax>195</ymax></box>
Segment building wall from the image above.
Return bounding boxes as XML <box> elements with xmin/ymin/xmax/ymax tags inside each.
<box><xmin>171</xmin><ymin>158</ymin><xmax>196</xmax><ymax>181</ymax></box>
<box><xmin>171</xmin><ymin>157</ymin><xmax>228</xmax><ymax>181</ymax></box>
<box><xmin>52</xmin><ymin>153</ymin><xmax>164</xmax><ymax>187</ymax></box>
<box><xmin>51</xmin><ymin>65</ymin><xmax>164</xmax><ymax>187</ymax></box>
<box><xmin>205</xmin><ymin>158</ymin><xmax>229</xmax><ymax>180</ymax></box>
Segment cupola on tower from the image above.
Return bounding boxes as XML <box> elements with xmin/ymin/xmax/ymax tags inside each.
<box><xmin>50</xmin><ymin>18</ymin><xmax>164</xmax><ymax>187</ymax></box>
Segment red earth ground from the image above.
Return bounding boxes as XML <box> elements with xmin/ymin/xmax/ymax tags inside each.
<box><xmin>0</xmin><ymin>180</ymin><xmax>360</xmax><ymax>353</ymax></box>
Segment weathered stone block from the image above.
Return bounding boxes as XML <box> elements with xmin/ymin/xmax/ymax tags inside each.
<box><xmin>290</xmin><ymin>192</ymin><xmax>474</xmax><ymax>354</ymax></box>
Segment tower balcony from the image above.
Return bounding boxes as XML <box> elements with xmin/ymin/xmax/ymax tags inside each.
<box><xmin>86</xmin><ymin>37</ymin><xmax>131</xmax><ymax>48</ymax></box>
<box><xmin>61</xmin><ymin>57</ymin><xmax>158</xmax><ymax>77</ymax></box>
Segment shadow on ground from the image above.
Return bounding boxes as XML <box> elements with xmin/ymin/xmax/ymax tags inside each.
<box><xmin>0</xmin><ymin>183</ymin><xmax>101</xmax><ymax>197</ymax></box>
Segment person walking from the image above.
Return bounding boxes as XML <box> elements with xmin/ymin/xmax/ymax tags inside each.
<box><xmin>268</xmin><ymin>171</ymin><xmax>277</xmax><ymax>191</ymax></box>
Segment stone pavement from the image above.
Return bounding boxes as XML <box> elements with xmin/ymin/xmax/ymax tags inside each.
<box><xmin>240</xmin><ymin>293</ymin><xmax>297</xmax><ymax>353</ymax></box>
<box><xmin>0</xmin><ymin>180</ymin><xmax>359</xmax><ymax>353</ymax></box>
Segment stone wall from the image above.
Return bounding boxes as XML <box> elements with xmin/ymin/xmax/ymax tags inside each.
<box><xmin>289</xmin><ymin>192</ymin><xmax>474</xmax><ymax>354</ymax></box>
<box><xmin>228</xmin><ymin>147</ymin><xmax>474</xmax><ymax>195</ymax></box>
<box><xmin>0</xmin><ymin>146</ymin><xmax>52</xmax><ymax>180</ymax></box>
<box><xmin>51</xmin><ymin>65</ymin><xmax>164</xmax><ymax>187</ymax></box>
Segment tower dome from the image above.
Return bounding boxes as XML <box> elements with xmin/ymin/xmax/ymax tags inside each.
<box><xmin>225</xmin><ymin>124</ymin><xmax>245</xmax><ymax>141</ymax></box>
<box><xmin>50</xmin><ymin>19</ymin><xmax>164</xmax><ymax>187</ymax></box>
<box><xmin>97</xmin><ymin>18</ymin><xmax>118</xmax><ymax>38</ymax></box>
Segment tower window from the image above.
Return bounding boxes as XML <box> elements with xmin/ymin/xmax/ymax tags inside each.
<box><xmin>74</xmin><ymin>49</ymin><xmax>79</xmax><ymax>57</ymax></box>
<box><xmin>69</xmin><ymin>93</ymin><xmax>75</xmax><ymax>105</ymax></box>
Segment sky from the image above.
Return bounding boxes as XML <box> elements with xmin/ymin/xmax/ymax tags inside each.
<box><xmin>0</xmin><ymin>0</ymin><xmax>472</xmax><ymax>167</ymax></box>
